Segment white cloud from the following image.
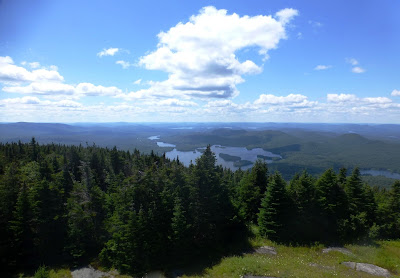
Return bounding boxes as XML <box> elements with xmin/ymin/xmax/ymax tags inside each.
<box><xmin>275</xmin><ymin>8</ymin><xmax>299</xmax><ymax>25</ymax></box>
<box><xmin>314</xmin><ymin>65</ymin><xmax>332</xmax><ymax>70</ymax></box>
<box><xmin>352</xmin><ymin>66</ymin><xmax>365</xmax><ymax>73</ymax></box>
<box><xmin>391</xmin><ymin>89</ymin><xmax>400</xmax><ymax>96</ymax></box>
<box><xmin>364</xmin><ymin>97</ymin><xmax>392</xmax><ymax>104</ymax></box>
<box><xmin>29</xmin><ymin>62</ymin><xmax>40</xmax><ymax>69</ymax></box>
<box><xmin>157</xmin><ymin>98</ymin><xmax>198</xmax><ymax>107</ymax></box>
<box><xmin>56</xmin><ymin>100</ymin><xmax>82</xmax><ymax>108</ymax></box>
<box><xmin>345</xmin><ymin>58</ymin><xmax>365</xmax><ymax>73</ymax></box>
<box><xmin>49</xmin><ymin>65</ymin><xmax>58</xmax><ymax>71</ymax></box>
<box><xmin>0</xmin><ymin>56</ymin><xmax>64</xmax><ymax>83</ymax></box>
<box><xmin>346</xmin><ymin>58</ymin><xmax>359</xmax><ymax>66</ymax></box>
<box><xmin>0</xmin><ymin>96</ymin><xmax>42</xmax><ymax>105</ymax></box>
<box><xmin>3</xmin><ymin>81</ymin><xmax>122</xmax><ymax>98</ymax></box>
<box><xmin>137</xmin><ymin>6</ymin><xmax>298</xmax><ymax>99</ymax></box>
<box><xmin>205</xmin><ymin>99</ymin><xmax>237</xmax><ymax>107</ymax></box>
<box><xmin>254</xmin><ymin>93</ymin><xmax>308</xmax><ymax>105</ymax></box>
<box><xmin>3</xmin><ymin>82</ymin><xmax>75</xmax><ymax>95</ymax></box>
<box><xmin>75</xmin><ymin>83</ymin><xmax>122</xmax><ymax>97</ymax></box>
<box><xmin>327</xmin><ymin>93</ymin><xmax>358</xmax><ymax>103</ymax></box>
<box><xmin>97</xmin><ymin>47</ymin><xmax>119</xmax><ymax>57</ymax></box>
<box><xmin>133</xmin><ymin>79</ymin><xmax>142</xmax><ymax>85</ymax></box>
<box><xmin>308</xmin><ymin>20</ymin><xmax>323</xmax><ymax>28</ymax></box>
<box><xmin>116</xmin><ymin>60</ymin><xmax>132</xmax><ymax>69</ymax></box>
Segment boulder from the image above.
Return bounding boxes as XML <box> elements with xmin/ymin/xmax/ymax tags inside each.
<box><xmin>322</xmin><ymin>247</ymin><xmax>353</xmax><ymax>256</ymax></box>
<box><xmin>254</xmin><ymin>246</ymin><xmax>277</xmax><ymax>255</ymax></box>
<box><xmin>242</xmin><ymin>276</ymin><xmax>278</xmax><ymax>278</ymax></box>
<box><xmin>71</xmin><ymin>266</ymin><xmax>114</xmax><ymax>278</ymax></box>
<box><xmin>356</xmin><ymin>263</ymin><xmax>391</xmax><ymax>277</ymax></box>
<box><xmin>341</xmin><ymin>261</ymin><xmax>391</xmax><ymax>277</ymax></box>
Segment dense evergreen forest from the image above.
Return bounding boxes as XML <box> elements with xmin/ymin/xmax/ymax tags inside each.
<box><xmin>0</xmin><ymin>139</ymin><xmax>399</xmax><ymax>276</ymax></box>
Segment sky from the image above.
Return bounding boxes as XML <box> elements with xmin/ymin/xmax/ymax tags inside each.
<box><xmin>0</xmin><ymin>0</ymin><xmax>399</xmax><ymax>123</ymax></box>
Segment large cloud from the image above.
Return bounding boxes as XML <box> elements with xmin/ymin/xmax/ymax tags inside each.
<box><xmin>137</xmin><ymin>6</ymin><xmax>298</xmax><ymax>99</ymax></box>
<box><xmin>0</xmin><ymin>56</ymin><xmax>64</xmax><ymax>83</ymax></box>
<box><xmin>3</xmin><ymin>82</ymin><xmax>122</xmax><ymax>98</ymax></box>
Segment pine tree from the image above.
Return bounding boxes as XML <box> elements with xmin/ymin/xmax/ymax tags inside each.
<box><xmin>315</xmin><ymin>169</ymin><xmax>348</xmax><ymax>242</ymax></box>
<box><xmin>237</xmin><ymin>160</ymin><xmax>268</xmax><ymax>223</ymax></box>
<box><xmin>344</xmin><ymin>168</ymin><xmax>374</xmax><ymax>240</ymax></box>
<box><xmin>258</xmin><ymin>173</ymin><xmax>289</xmax><ymax>241</ymax></box>
<box><xmin>288</xmin><ymin>171</ymin><xmax>318</xmax><ymax>242</ymax></box>
<box><xmin>9</xmin><ymin>183</ymin><xmax>35</xmax><ymax>267</ymax></box>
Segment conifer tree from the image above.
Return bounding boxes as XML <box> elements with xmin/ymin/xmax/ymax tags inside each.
<box><xmin>258</xmin><ymin>173</ymin><xmax>289</xmax><ymax>241</ymax></box>
<box><xmin>315</xmin><ymin>169</ymin><xmax>348</xmax><ymax>242</ymax></box>
<box><xmin>237</xmin><ymin>160</ymin><xmax>268</xmax><ymax>223</ymax></box>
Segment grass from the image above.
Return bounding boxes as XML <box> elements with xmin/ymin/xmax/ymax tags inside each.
<box><xmin>181</xmin><ymin>233</ymin><xmax>400</xmax><ymax>278</ymax></box>
<box><xmin>17</xmin><ymin>227</ymin><xmax>400</xmax><ymax>278</ymax></box>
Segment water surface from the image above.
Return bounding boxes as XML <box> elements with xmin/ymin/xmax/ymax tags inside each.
<box><xmin>361</xmin><ymin>170</ymin><xmax>400</xmax><ymax>179</ymax></box>
<box><xmin>165</xmin><ymin>145</ymin><xmax>281</xmax><ymax>171</ymax></box>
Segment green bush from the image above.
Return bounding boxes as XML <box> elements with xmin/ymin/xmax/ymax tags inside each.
<box><xmin>34</xmin><ymin>266</ymin><xmax>50</xmax><ymax>278</ymax></box>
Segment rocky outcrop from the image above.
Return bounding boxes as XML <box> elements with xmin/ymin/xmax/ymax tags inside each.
<box><xmin>71</xmin><ymin>266</ymin><xmax>115</xmax><ymax>278</ymax></box>
<box><xmin>253</xmin><ymin>246</ymin><xmax>277</xmax><ymax>255</ymax></box>
<box><xmin>242</xmin><ymin>276</ymin><xmax>278</xmax><ymax>278</ymax></box>
<box><xmin>341</xmin><ymin>261</ymin><xmax>391</xmax><ymax>277</ymax></box>
<box><xmin>322</xmin><ymin>247</ymin><xmax>353</xmax><ymax>256</ymax></box>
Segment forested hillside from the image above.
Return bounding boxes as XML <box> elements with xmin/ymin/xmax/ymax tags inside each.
<box><xmin>0</xmin><ymin>139</ymin><xmax>399</xmax><ymax>276</ymax></box>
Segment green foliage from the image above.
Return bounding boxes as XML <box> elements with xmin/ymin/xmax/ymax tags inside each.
<box><xmin>34</xmin><ymin>265</ymin><xmax>50</xmax><ymax>278</ymax></box>
<box><xmin>0</xmin><ymin>139</ymin><xmax>399</xmax><ymax>277</ymax></box>
<box><xmin>237</xmin><ymin>160</ymin><xmax>268</xmax><ymax>223</ymax></box>
<box><xmin>315</xmin><ymin>169</ymin><xmax>348</xmax><ymax>242</ymax></box>
<box><xmin>258</xmin><ymin>173</ymin><xmax>289</xmax><ymax>241</ymax></box>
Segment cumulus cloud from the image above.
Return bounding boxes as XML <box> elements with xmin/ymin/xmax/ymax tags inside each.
<box><xmin>275</xmin><ymin>8</ymin><xmax>299</xmax><ymax>25</ymax></box>
<box><xmin>327</xmin><ymin>93</ymin><xmax>358</xmax><ymax>103</ymax></box>
<box><xmin>205</xmin><ymin>99</ymin><xmax>238</xmax><ymax>108</ymax></box>
<box><xmin>352</xmin><ymin>66</ymin><xmax>365</xmax><ymax>73</ymax></box>
<box><xmin>363</xmin><ymin>97</ymin><xmax>392</xmax><ymax>104</ymax></box>
<box><xmin>157</xmin><ymin>98</ymin><xmax>198</xmax><ymax>107</ymax></box>
<box><xmin>29</xmin><ymin>62</ymin><xmax>40</xmax><ymax>69</ymax></box>
<box><xmin>3</xmin><ymin>82</ymin><xmax>122</xmax><ymax>98</ymax></box>
<box><xmin>97</xmin><ymin>48</ymin><xmax>119</xmax><ymax>57</ymax></box>
<box><xmin>116</xmin><ymin>60</ymin><xmax>133</xmax><ymax>69</ymax></box>
<box><xmin>254</xmin><ymin>93</ymin><xmax>308</xmax><ymax>105</ymax></box>
<box><xmin>392</xmin><ymin>89</ymin><xmax>400</xmax><ymax>96</ymax></box>
<box><xmin>0</xmin><ymin>56</ymin><xmax>64</xmax><ymax>83</ymax></box>
<box><xmin>3</xmin><ymin>82</ymin><xmax>75</xmax><ymax>95</ymax></box>
<box><xmin>346</xmin><ymin>58</ymin><xmax>365</xmax><ymax>73</ymax></box>
<box><xmin>308</xmin><ymin>20</ymin><xmax>322</xmax><ymax>28</ymax></box>
<box><xmin>314</xmin><ymin>65</ymin><xmax>332</xmax><ymax>70</ymax></box>
<box><xmin>346</xmin><ymin>58</ymin><xmax>359</xmax><ymax>66</ymax></box>
<box><xmin>137</xmin><ymin>6</ymin><xmax>298</xmax><ymax>99</ymax></box>
<box><xmin>75</xmin><ymin>83</ymin><xmax>122</xmax><ymax>97</ymax></box>
<box><xmin>133</xmin><ymin>79</ymin><xmax>142</xmax><ymax>85</ymax></box>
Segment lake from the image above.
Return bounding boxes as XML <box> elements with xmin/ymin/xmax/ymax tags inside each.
<box><xmin>148</xmin><ymin>135</ymin><xmax>160</xmax><ymax>140</ymax></box>
<box><xmin>164</xmin><ymin>145</ymin><xmax>281</xmax><ymax>170</ymax></box>
<box><xmin>361</xmin><ymin>170</ymin><xmax>400</xmax><ymax>179</ymax></box>
<box><xmin>157</xmin><ymin>142</ymin><xmax>176</xmax><ymax>147</ymax></box>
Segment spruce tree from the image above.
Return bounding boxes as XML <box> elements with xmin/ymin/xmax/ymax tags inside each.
<box><xmin>315</xmin><ymin>169</ymin><xmax>348</xmax><ymax>242</ymax></box>
<box><xmin>258</xmin><ymin>173</ymin><xmax>289</xmax><ymax>241</ymax></box>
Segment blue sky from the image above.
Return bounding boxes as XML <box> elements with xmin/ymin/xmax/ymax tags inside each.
<box><xmin>0</xmin><ymin>0</ymin><xmax>399</xmax><ymax>123</ymax></box>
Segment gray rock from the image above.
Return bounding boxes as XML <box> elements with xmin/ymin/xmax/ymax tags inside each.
<box><xmin>341</xmin><ymin>261</ymin><xmax>391</xmax><ymax>277</ymax></box>
<box><xmin>356</xmin><ymin>263</ymin><xmax>391</xmax><ymax>277</ymax></box>
<box><xmin>242</xmin><ymin>276</ymin><xmax>278</xmax><ymax>278</ymax></box>
<box><xmin>71</xmin><ymin>266</ymin><xmax>114</xmax><ymax>278</ymax></box>
<box><xmin>341</xmin><ymin>261</ymin><xmax>356</xmax><ymax>269</ymax></box>
<box><xmin>254</xmin><ymin>246</ymin><xmax>277</xmax><ymax>255</ymax></box>
<box><xmin>322</xmin><ymin>247</ymin><xmax>353</xmax><ymax>256</ymax></box>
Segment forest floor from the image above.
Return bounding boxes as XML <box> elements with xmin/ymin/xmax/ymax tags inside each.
<box><xmin>179</xmin><ymin>238</ymin><xmax>400</xmax><ymax>278</ymax></box>
<box><xmin>21</xmin><ymin>239</ymin><xmax>400</xmax><ymax>278</ymax></box>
